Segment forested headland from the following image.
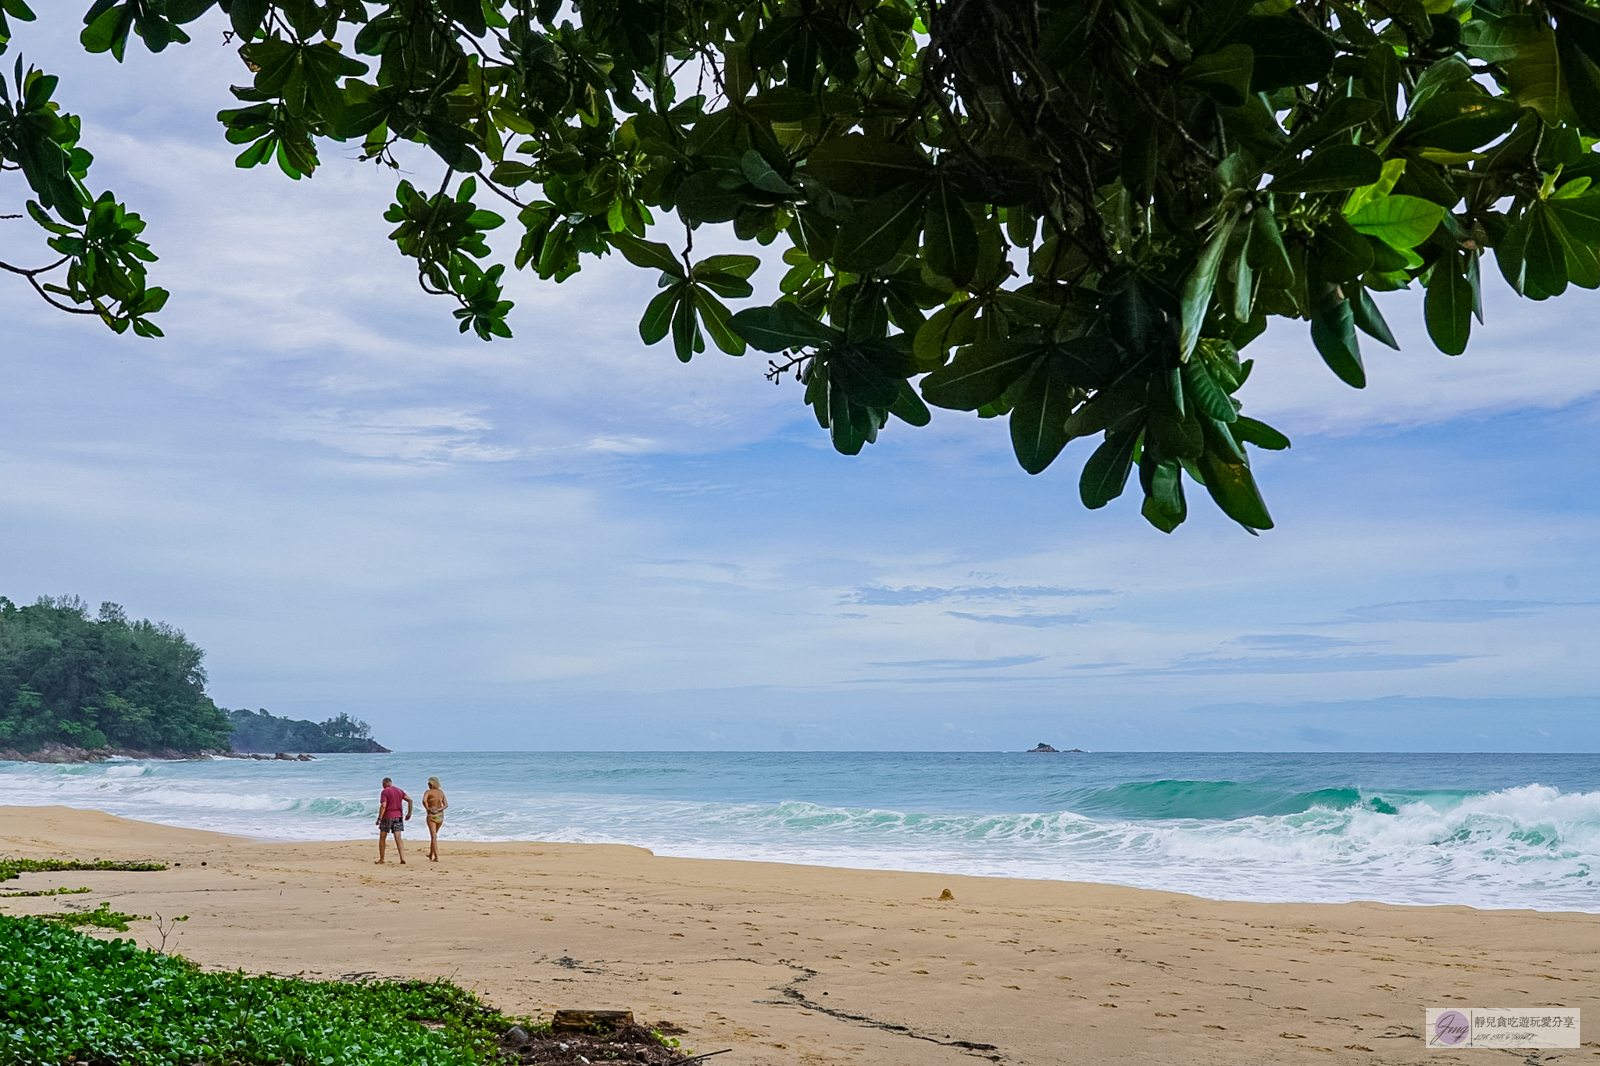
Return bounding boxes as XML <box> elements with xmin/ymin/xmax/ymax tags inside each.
<box><xmin>0</xmin><ymin>596</ymin><xmax>386</xmax><ymax>759</ymax></box>
<box><xmin>227</xmin><ymin>709</ymin><xmax>389</xmax><ymax>754</ymax></box>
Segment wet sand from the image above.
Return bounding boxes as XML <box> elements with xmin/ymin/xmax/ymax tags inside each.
<box><xmin>2</xmin><ymin>805</ymin><xmax>1597</xmax><ymax>1065</ymax></box>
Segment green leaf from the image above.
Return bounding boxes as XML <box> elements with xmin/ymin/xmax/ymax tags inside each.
<box><xmin>1079</xmin><ymin>430</ymin><xmax>1140</xmax><ymax>509</ymax></box>
<box><xmin>1148</xmin><ymin>401</ymin><xmax>1205</xmax><ymax>460</ymax></box>
<box><xmin>913</xmin><ymin>301</ymin><xmax>980</xmax><ymax>367</ymax></box>
<box><xmin>1252</xmin><ymin>208</ymin><xmax>1293</xmax><ymax>282</ymax></box>
<box><xmin>920</xmin><ymin>339</ymin><xmax>1041</xmax><ymax>411</ymax></box>
<box><xmin>1284</xmin><ymin>96</ymin><xmax>1385</xmax><ymax>156</ymax></box>
<box><xmin>730</xmin><ymin>302</ymin><xmax>841</xmax><ymax>351</ymax></box>
<box><xmin>1397</xmin><ymin>92</ymin><xmax>1524</xmax><ymax>152</ymax></box>
<box><xmin>1226</xmin><ymin>15</ymin><xmax>1335</xmax><ymax>91</ymax></box>
<box><xmin>923</xmin><ymin>178</ymin><xmax>978</xmax><ymax>286</ymax></box>
<box><xmin>674</xmin><ymin>169</ymin><xmax>748</xmax><ymax>224</ymax></box>
<box><xmin>1009</xmin><ymin>360</ymin><xmax>1076</xmax><ymax>474</ymax></box>
<box><xmin>739</xmin><ymin>148</ymin><xmax>798</xmax><ymax>196</ymax></box>
<box><xmin>1179</xmin><ymin>215</ymin><xmax>1238</xmax><ymax>360</ymax></box>
<box><xmin>1345</xmin><ymin>194</ymin><xmax>1447</xmax><ymax>250</ymax></box>
<box><xmin>888</xmin><ymin>378</ymin><xmax>932</xmax><ymax>426</ymax></box>
<box><xmin>1196</xmin><ymin>433</ymin><xmax>1274</xmax><ymax>529</ymax></box>
<box><xmin>1343</xmin><ymin>158</ymin><xmax>1405</xmax><ymax>217</ymax></box>
<box><xmin>1309</xmin><ymin>284</ymin><xmax>1366</xmax><ymax>387</ymax></box>
<box><xmin>639</xmin><ymin>285</ymin><xmax>680</xmax><ymax>344</ymax></box>
<box><xmin>1271</xmin><ymin>144</ymin><xmax>1384</xmax><ymax>194</ymax></box>
<box><xmin>1312</xmin><ymin>212</ymin><xmax>1375</xmax><ymax>281</ymax></box>
<box><xmin>1350</xmin><ymin>286</ymin><xmax>1400</xmax><ymax>350</ymax></box>
<box><xmin>228</xmin><ymin>0</ymin><xmax>268</xmax><ymax>38</ymax></box>
<box><xmin>1183</xmin><ymin>43</ymin><xmax>1255</xmax><ymax>106</ymax></box>
<box><xmin>804</xmin><ymin>133</ymin><xmax>932</xmax><ymax>198</ymax></box>
<box><xmin>694</xmin><ymin>287</ymin><xmax>745</xmax><ymax>355</ymax></box>
<box><xmin>1545</xmin><ymin>192</ymin><xmax>1600</xmax><ymax>243</ymax></box>
<box><xmin>694</xmin><ymin>254</ymin><xmax>761</xmax><ymax>279</ymax></box>
<box><xmin>610</xmin><ymin>232</ymin><xmax>685</xmax><ymax>276</ymax></box>
<box><xmin>671</xmin><ymin>288</ymin><xmax>703</xmax><ymax>362</ymax></box>
<box><xmin>1410</xmin><ymin>55</ymin><xmax>1475</xmax><ymax>110</ymax></box>
<box><xmin>1561</xmin><ymin>38</ymin><xmax>1600</xmax><ymax>137</ymax></box>
<box><xmin>1424</xmin><ymin>251</ymin><xmax>1473</xmax><ymax>354</ymax></box>
<box><xmin>1231</xmin><ymin>415</ymin><xmax>1291</xmax><ymax>450</ymax></box>
<box><xmin>1462</xmin><ymin>15</ymin><xmax>1564</xmax><ymax>125</ymax></box>
<box><xmin>1181</xmin><ymin>360</ymin><xmax>1237</xmax><ymax>422</ymax></box>
<box><xmin>1139</xmin><ymin>456</ymin><xmax>1187</xmax><ymax>533</ymax></box>
<box><xmin>833</xmin><ymin>183</ymin><xmax>927</xmax><ymax>273</ymax></box>
<box><xmin>80</xmin><ymin>3</ymin><xmax>131</xmax><ymax>56</ymax></box>
<box><xmin>1496</xmin><ymin>200</ymin><xmax>1586</xmax><ymax>298</ymax></box>
<box><xmin>830</xmin><ymin>342</ymin><xmax>904</xmax><ymax>407</ymax></box>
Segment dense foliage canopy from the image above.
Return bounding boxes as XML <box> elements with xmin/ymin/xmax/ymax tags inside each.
<box><xmin>6</xmin><ymin>0</ymin><xmax>1600</xmax><ymax>529</ymax></box>
<box><xmin>0</xmin><ymin>596</ymin><xmax>232</xmax><ymax>753</ymax></box>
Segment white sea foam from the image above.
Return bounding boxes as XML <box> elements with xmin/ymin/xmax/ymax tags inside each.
<box><xmin>1</xmin><ymin>754</ymin><xmax>1596</xmax><ymax>910</ymax></box>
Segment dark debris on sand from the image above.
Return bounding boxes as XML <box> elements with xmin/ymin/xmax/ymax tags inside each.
<box><xmin>499</xmin><ymin>1023</ymin><xmax>710</xmax><ymax>1066</ymax></box>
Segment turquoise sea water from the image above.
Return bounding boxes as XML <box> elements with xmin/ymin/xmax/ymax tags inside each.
<box><xmin>2</xmin><ymin>751</ymin><xmax>1597</xmax><ymax>911</ymax></box>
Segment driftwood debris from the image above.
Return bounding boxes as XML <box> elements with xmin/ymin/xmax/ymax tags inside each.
<box><xmin>551</xmin><ymin>1009</ymin><xmax>635</xmax><ymax>1033</ymax></box>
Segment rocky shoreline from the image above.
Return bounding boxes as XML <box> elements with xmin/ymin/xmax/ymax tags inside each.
<box><xmin>0</xmin><ymin>742</ymin><xmax>319</xmax><ymax>764</ymax></box>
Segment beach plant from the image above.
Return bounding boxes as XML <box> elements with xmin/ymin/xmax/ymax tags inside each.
<box><xmin>0</xmin><ymin>857</ymin><xmax>167</xmax><ymax>882</ymax></box>
<box><xmin>5</xmin><ymin>0</ymin><xmax>1600</xmax><ymax>529</ymax></box>
<box><xmin>0</xmin><ymin>913</ymin><xmax>512</xmax><ymax>1066</ymax></box>
<box><xmin>21</xmin><ymin>900</ymin><xmax>151</xmax><ymax>931</ymax></box>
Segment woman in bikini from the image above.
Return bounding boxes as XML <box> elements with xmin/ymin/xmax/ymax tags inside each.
<box><xmin>422</xmin><ymin>776</ymin><xmax>448</xmax><ymax>861</ymax></box>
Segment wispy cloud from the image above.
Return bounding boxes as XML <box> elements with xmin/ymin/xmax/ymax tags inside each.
<box><xmin>846</xmin><ymin>585</ymin><xmax>1112</xmax><ymax>606</ymax></box>
<box><xmin>869</xmin><ymin>655</ymin><xmax>1046</xmax><ymax>670</ymax></box>
<box><xmin>1231</xmin><ymin>634</ymin><xmax>1365</xmax><ymax>651</ymax></box>
<box><xmin>1156</xmin><ymin>652</ymin><xmax>1475</xmax><ymax>675</ymax></box>
<box><xmin>944</xmin><ymin>612</ymin><xmax>1089</xmax><ymax>628</ymax></box>
<box><xmin>282</xmin><ymin>407</ymin><xmax>520</xmax><ymax>463</ymax></box>
<box><xmin>1341</xmin><ymin>599</ymin><xmax>1556</xmax><ymax>623</ymax></box>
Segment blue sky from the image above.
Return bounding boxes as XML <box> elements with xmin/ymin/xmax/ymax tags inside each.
<box><xmin>2</xmin><ymin>11</ymin><xmax>1597</xmax><ymax>751</ymax></box>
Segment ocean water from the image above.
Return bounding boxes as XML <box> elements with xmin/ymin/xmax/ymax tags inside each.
<box><xmin>1</xmin><ymin>751</ymin><xmax>1597</xmax><ymax>912</ymax></box>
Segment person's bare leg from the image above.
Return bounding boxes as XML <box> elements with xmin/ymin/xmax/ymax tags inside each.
<box><xmin>395</xmin><ymin>832</ymin><xmax>406</xmax><ymax>864</ymax></box>
<box><xmin>376</xmin><ymin>830</ymin><xmax>387</xmax><ymax>864</ymax></box>
<box><xmin>428</xmin><ymin>821</ymin><xmax>439</xmax><ymax>861</ymax></box>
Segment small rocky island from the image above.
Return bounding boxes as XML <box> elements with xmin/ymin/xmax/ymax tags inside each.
<box><xmin>1026</xmin><ymin>742</ymin><xmax>1087</xmax><ymax>753</ymax></box>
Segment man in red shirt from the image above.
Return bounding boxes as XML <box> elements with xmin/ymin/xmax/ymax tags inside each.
<box><xmin>375</xmin><ymin>776</ymin><xmax>413</xmax><ymax>864</ymax></box>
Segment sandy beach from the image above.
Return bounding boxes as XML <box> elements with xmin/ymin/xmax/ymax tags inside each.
<box><xmin>2</xmin><ymin>805</ymin><xmax>1597</xmax><ymax>1065</ymax></box>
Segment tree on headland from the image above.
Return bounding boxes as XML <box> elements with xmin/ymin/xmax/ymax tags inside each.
<box><xmin>5</xmin><ymin>0</ymin><xmax>1600</xmax><ymax>530</ymax></box>
<box><xmin>0</xmin><ymin>596</ymin><xmax>233</xmax><ymax>753</ymax></box>
<box><xmin>319</xmin><ymin>711</ymin><xmax>373</xmax><ymax>741</ymax></box>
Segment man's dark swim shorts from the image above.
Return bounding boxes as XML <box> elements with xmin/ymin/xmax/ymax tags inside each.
<box><xmin>379</xmin><ymin>817</ymin><xmax>404</xmax><ymax>834</ymax></box>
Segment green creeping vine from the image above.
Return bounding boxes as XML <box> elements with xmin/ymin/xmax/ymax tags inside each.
<box><xmin>0</xmin><ymin>914</ymin><xmax>513</xmax><ymax>1066</ymax></box>
<box><xmin>0</xmin><ymin>857</ymin><xmax>167</xmax><ymax>882</ymax></box>
<box><xmin>8</xmin><ymin>0</ymin><xmax>1600</xmax><ymax>529</ymax></box>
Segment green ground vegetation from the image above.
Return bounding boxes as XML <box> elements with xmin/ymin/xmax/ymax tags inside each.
<box><xmin>0</xmin><ymin>597</ymin><xmax>232</xmax><ymax>754</ymax></box>
<box><xmin>0</xmin><ymin>913</ymin><xmax>515</xmax><ymax>1066</ymax></box>
<box><xmin>0</xmin><ymin>857</ymin><xmax>168</xmax><ymax>882</ymax></box>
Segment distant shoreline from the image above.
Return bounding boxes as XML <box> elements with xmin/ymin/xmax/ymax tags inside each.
<box><xmin>0</xmin><ymin>743</ymin><xmax>389</xmax><ymax>764</ymax></box>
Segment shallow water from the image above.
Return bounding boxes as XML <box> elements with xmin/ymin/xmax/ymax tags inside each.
<box><xmin>3</xmin><ymin>750</ymin><xmax>1597</xmax><ymax>911</ymax></box>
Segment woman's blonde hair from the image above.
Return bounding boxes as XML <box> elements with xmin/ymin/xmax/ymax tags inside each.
<box><xmin>428</xmin><ymin>776</ymin><xmax>441</xmax><ymax>789</ymax></box>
